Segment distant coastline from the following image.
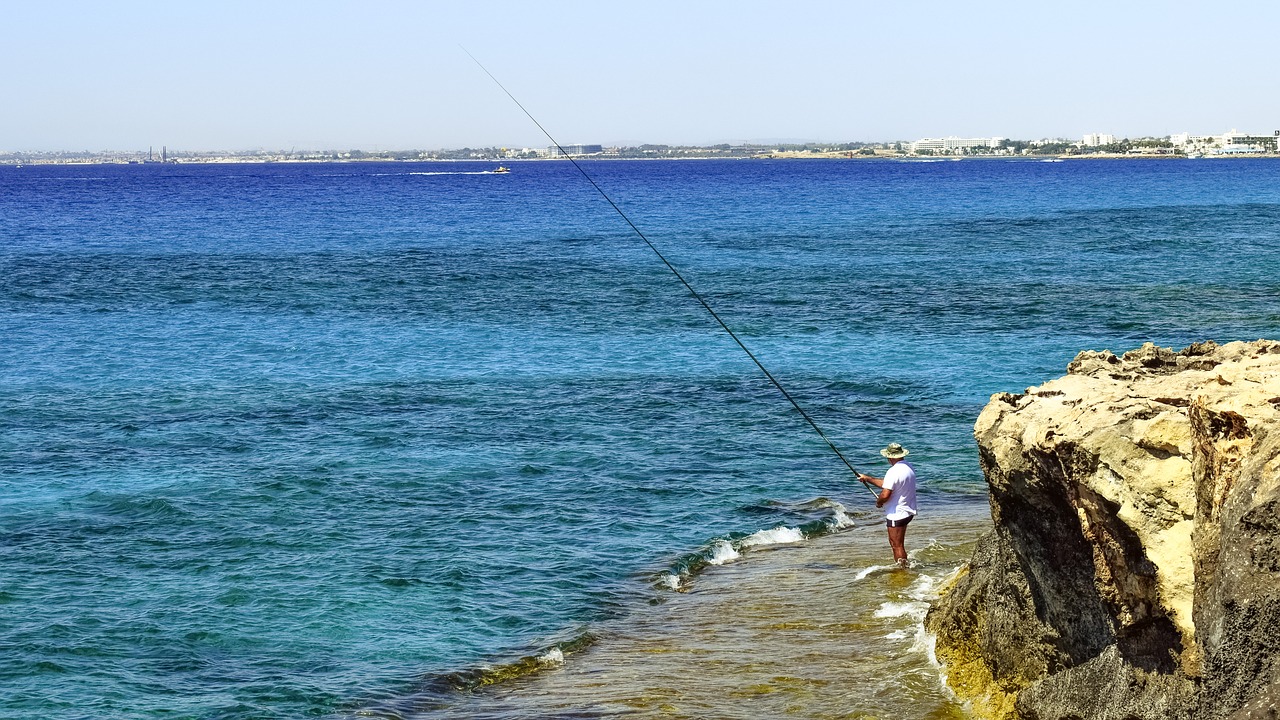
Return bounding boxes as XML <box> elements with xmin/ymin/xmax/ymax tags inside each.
<box><xmin>10</xmin><ymin>128</ymin><xmax>1278</xmax><ymax>165</ymax></box>
<box><xmin>5</xmin><ymin>151</ymin><xmax>1280</xmax><ymax>166</ymax></box>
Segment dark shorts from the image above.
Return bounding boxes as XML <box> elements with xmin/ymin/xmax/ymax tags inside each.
<box><xmin>886</xmin><ymin>515</ymin><xmax>914</xmax><ymax>529</ymax></box>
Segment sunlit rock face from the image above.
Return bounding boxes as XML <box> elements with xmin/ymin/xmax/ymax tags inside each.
<box><xmin>927</xmin><ymin>340</ymin><xmax>1280</xmax><ymax>720</ymax></box>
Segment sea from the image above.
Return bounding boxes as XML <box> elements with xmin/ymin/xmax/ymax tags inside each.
<box><xmin>2</xmin><ymin>157</ymin><xmax>1278</xmax><ymax>719</ymax></box>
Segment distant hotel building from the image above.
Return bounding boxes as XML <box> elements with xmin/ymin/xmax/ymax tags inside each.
<box><xmin>548</xmin><ymin>144</ymin><xmax>604</xmax><ymax>157</ymax></box>
<box><xmin>1170</xmin><ymin>129</ymin><xmax>1279</xmax><ymax>154</ymax></box>
<box><xmin>909</xmin><ymin>136</ymin><xmax>1005</xmax><ymax>154</ymax></box>
<box><xmin>1217</xmin><ymin>130</ymin><xmax>1278</xmax><ymax>153</ymax></box>
<box><xmin>1081</xmin><ymin>133</ymin><xmax>1117</xmax><ymax>147</ymax></box>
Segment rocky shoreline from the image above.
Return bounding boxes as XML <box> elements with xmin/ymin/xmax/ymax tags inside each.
<box><xmin>927</xmin><ymin>340</ymin><xmax>1280</xmax><ymax>719</ymax></box>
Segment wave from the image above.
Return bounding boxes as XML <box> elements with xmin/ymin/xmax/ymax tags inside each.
<box><xmin>861</xmin><ymin>556</ymin><xmax>972</xmax><ymax>694</ymax></box>
<box><xmin>874</xmin><ymin>600</ymin><xmax>928</xmax><ymax>619</ymax></box>
<box><xmin>353</xmin><ymin>632</ymin><xmax>597</xmax><ymax>718</ymax></box>
<box><xmin>656</xmin><ymin>497</ymin><xmax>863</xmax><ymax>591</ymax></box>
<box><xmin>434</xmin><ymin>633</ymin><xmax>594</xmax><ymax>692</ymax></box>
<box><xmin>704</xmin><ymin>538</ymin><xmax>740</xmax><ymax>566</ymax></box>
<box><xmin>919</xmin><ymin>564</ymin><xmax>968</xmax><ymax>688</ymax></box>
<box><xmin>739</xmin><ymin>525</ymin><xmax>805</xmax><ymax>548</ymax></box>
<box><xmin>83</xmin><ymin>491</ymin><xmax>190</xmax><ymax>521</ymax></box>
<box><xmin>853</xmin><ymin>563</ymin><xmax>900</xmax><ymax>580</ymax></box>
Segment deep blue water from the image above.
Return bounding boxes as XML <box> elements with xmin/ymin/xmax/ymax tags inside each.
<box><xmin>2</xmin><ymin>158</ymin><xmax>1278</xmax><ymax>718</ymax></box>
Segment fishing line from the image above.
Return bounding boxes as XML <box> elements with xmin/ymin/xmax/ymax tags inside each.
<box><xmin>463</xmin><ymin>48</ymin><xmax>876</xmax><ymax>498</ymax></box>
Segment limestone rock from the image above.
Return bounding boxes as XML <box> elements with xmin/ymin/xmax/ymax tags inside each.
<box><xmin>927</xmin><ymin>340</ymin><xmax>1280</xmax><ymax>719</ymax></box>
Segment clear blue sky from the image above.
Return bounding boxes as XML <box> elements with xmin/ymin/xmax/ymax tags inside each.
<box><xmin>4</xmin><ymin>0</ymin><xmax>1276</xmax><ymax>152</ymax></box>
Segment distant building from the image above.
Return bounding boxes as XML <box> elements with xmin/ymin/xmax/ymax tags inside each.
<box><xmin>1171</xmin><ymin>129</ymin><xmax>1278</xmax><ymax>153</ymax></box>
<box><xmin>1081</xmin><ymin>133</ymin><xmax>1117</xmax><ymax>147</ymax></box>
<box><xmin>909</xmin><ymin>136</ymin><xmax>1004</xmax><ymax>154</ymax></box>
<box><xmin>1219</xmin><ymin>129</ymin><xmax>1276</xmax><ymax>153</ymax></box>
<box><xmin>548</xmin><ymin>144</ymin><xmax>604</xmax><ymax>157</ymax></box>
<box><xmin>910</xmin><ymin>138</ymin><xmax>946</xmax><ymax>153</ymax></box>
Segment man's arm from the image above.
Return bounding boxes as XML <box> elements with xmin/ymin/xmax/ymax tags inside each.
<box><xmin>858</xmin><ymin>473</ymin><xmax>884</xmax><ymax>488</ymax></box>
<box><xmin>860</xmin><ymin>473</ymin><xmax>895</xmax><ymax>508</ymax></box>
<box><xmin>876</xmin><ymin>487</ymin><xmax>891</xmax><ymax>508</ymax></box>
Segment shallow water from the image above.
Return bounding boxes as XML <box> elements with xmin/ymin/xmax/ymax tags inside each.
<box><xmin>2</xmin><ymin>158</ymin><xmax>1278</xmax><ymax>718</ymax></box>
<box><xmin>363</xmin><ymin>500</ymin><xmax>990</xmax><ymax>720</ymax></box>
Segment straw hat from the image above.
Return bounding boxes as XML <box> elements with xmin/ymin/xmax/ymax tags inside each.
<box><xmin>880</xmin><ymin>442</ymin><xmax>909</xmax><ymax>459</ymax></box>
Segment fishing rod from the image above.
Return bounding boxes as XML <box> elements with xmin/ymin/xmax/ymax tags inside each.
<box><xmin>463</xmin><ymin>48</ymin><xmax>877</xmax><ymax>500</ymax></box>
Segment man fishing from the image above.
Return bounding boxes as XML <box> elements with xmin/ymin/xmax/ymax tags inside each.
<box><xmin>858</xmin><ymin>443</ymin><xmax>918</xmax><ymax>569</ymax></box>
<box><xmin>466</xmin><ymin>52</ymin><xmax>924</xmax><ymax>572</ymax></box>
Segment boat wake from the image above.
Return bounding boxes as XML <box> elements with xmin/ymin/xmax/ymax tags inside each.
<box><xmin>406</xmin><ymin>170</ymin><xmax>509</xmax><ymax>176</ymax></box>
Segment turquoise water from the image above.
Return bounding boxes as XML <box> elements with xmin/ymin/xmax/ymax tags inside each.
<box><xmin>2</xmin><ymin>158</ymin><xmax>1278</xmax><ymax>718</ymax></box>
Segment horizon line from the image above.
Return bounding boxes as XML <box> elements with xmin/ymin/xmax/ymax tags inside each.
<box><xmin>1</xmin><ymin>132</ymin><xmax>1219</xmax><ymax>156</ymax></box>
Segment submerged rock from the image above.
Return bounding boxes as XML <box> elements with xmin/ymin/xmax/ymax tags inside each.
<box><xmin>927</xmin><ymin>340</ymin><xmax>1280</xmax><ymax>719</ymax></box>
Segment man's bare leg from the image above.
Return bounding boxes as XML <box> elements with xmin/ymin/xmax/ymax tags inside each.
<box><xmin>887</xmin><ymin>525</ymin><xmax>908</xmax><ymax>568</ymax></box>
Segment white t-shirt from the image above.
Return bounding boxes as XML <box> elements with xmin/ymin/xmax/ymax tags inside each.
<box><xmin>882</xmin><ymin>461</ymin><xmax>918</xmax><ymax>521</ymax></box>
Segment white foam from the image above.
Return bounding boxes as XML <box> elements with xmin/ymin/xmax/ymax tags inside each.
<box><xmin>911</xmin><ymin>623</ymin><xmax>938</xmax><ymax>657</ymax></box>
<box><xmin>537</xmin><ymin>647</ymin><xmax>564</xmax><ymax>665</ymax></box>
<box><xmin>829</xmin><ymin>502</ymin><xmax>855</xmax><ymax>529</ymax></box>
<box><xmin>874</xmin><ymin>600</ymin><xmax>928</xmax><ymax>620</ymax></box>
<box><xmin>907</xmin><ymin>573</ymin><xmax>939</xmax><ymax>601</ymax></box>
<box><xmin>853</xmin><ymin>564</ymin><xmax>897</xmax><ymax>581</ymax></box>
<box><xmin>658</xmin><ymin>572</ymin><xmax>683</xmax><ymax>590</ymax></box>
<box><xmin>919</xmin><ymin>627</ymin><xmax>958</xmax><ymax>696</ymax></box>
<box><xmin>706</xmin><ymin>539</ymin><xmax>741</xmax><ymax>565</ymax></box>
<box><xmin>739</xmin><ymin>526</ymin><xmax>804</xmax><ymax>548</ymax></box>
<box><xmin>931</xmin><ymin>564</ymin><xmax>968</xmax><ymax>595</ymax></box>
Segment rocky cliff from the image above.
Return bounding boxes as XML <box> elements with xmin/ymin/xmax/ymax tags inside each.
<box><xmin>926</xmin><ymin>340</ymin><xmax>1280</xmax><ymax>719</ymax></box>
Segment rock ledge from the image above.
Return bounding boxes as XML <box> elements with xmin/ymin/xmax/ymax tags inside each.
<box><xmin>927</xmin><ymin>340</ymin><xmax>1280</xmax><ymax>719</ymax></box>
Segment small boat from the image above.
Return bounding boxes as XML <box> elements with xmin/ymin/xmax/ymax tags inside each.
<box><xmin>492</xmin><ymin>166</ymin><xmax>510</xmax><ymax>174</ymax></box>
